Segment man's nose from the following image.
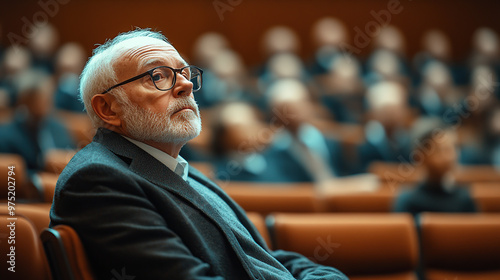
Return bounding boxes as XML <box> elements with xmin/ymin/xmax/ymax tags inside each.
<box><xmin>172</xmin><ymin>73</ymin><xmax>193</xmax><ymax>98</ymax></box>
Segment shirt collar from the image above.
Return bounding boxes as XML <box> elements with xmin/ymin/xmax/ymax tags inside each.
<box><xmin>122</xmin><ymin>136</ymin><xmax>189</xmax><ymax>181</ymax></box>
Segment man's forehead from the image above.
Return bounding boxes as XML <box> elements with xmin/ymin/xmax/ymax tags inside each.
<box><xmin>113</xmin><ymin>36</ymin><xmax>185</xmax><ymax>69</ymax></box>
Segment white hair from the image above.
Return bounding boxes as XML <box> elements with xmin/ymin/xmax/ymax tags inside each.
<box><xmin>79</xmin><ymin>29</ymin><xmax>170</xmax><ymax>127</ymax></box>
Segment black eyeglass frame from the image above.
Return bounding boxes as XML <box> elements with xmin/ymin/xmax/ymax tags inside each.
<box><xmin>99</xmin><ymin>65</ymin><xmax>203</xmax><ymax>95</ymax></box>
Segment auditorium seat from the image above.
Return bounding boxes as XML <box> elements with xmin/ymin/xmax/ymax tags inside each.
<box><xmin>246</xmin><ymin>212</ymin><xmax>272</xmax><ymax>248</ymax></box>
<box><xmin>369</xmin><ymin>162</ymin><xmax>500</xmax><ymax>186</ymax></box>
<box><xmin>41</xmin><ymin>225</ymin><xmax>95</xmax><ymax>280</ymax></box>
<box><xmin>223</xmin><ymin>182</ymin><xmax>318</xmax><ymax>215</ymax></box>
<box><xmin>420</xmin><ymin>213</ymin><xmax>500</xmax><ymax>280</ymax></box>
<box><xmin>471</xmin><ymin>183</ymin><xmax>500</xmax><ymax>212</ymax></box>
<box><xmin>0</xmin><ymin>203</ymin><xmax>51</xmax><ymax>234</ymax></box>
<box><xmin>37</xmin><ymin>172</ymin><xmax>59</xmax><ymax>203</ymax></box>
<box><xmin>56</xmin><ymin>111</ymin><xmax>95</xmax><ymax>148</ymax></box>
<box><xmin>44</xmin><ymin>149</ymin><xmax>76</xmax><ymax>174</ymax></box>
<box><xmin>268</xmin><ymin>213</ymin><xmax>418</xmax><ymax>280</ymax></box>
<box><xmin>454</xmin><ymin>165</ymin><xmax>500</xmax><ymax>184</ymax></box>
<box><xmin>320</xmin><ymin>183</ymin><xmax>396</xmax><ymax>212</ymax></box>
<box><xmin>0</xmin><ymin>214</ymin><xmax>52</xmax><ymax>280</ymax></box>
<box><xmin>189</xmin><ymin>161</ymin><xmax>215</xmax><ymax>179</ymax></box>
<box><xmin>368</xmin><ymin>162</ymin><xmax>424</xmax><ymax>186</ymax></box>
<box><xmin>0</xmin><ymin>153</ymin><xmax>28</xmax><ymax>200</ymax></box>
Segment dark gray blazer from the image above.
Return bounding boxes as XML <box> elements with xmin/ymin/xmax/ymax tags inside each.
<box><xmin>50</xmin><ymin>128</ymin><xmax>347</xmax><ymax>280</ymax></box>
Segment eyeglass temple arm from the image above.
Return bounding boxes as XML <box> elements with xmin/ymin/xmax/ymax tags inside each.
<box><xmin>100</xmin><ymin>72</ymin><xmax>150</xmax><ymax>94</ymax></box>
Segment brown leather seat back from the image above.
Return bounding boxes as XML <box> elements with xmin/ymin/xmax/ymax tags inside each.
<box><xmin>471</xmin><ymin>183</ymin><xmax>500</xmax><ymax>212</ymax></box>
<box><xmin>0</xmin><ymin>214</ymin><xmax>51</xmax><ymax>280</ymax></box>
<box><xmin>420</xmin><ymin>213</ymin><xmax>500</xmax><ymax>280</ymax></box>
<box><xmin>223</xmin><ymin>182</ymin><xmax>318</xmax><ymax>215</ymax></box>
<box><xmin>41</xmin><ymin>225</ymin><xmax>95</xmax><ymax>280</ymax></box>
<box><xmin>0</xmin><ymin>203</ymin><xmax>51</xmax><ymax>234</ymax></box>
<box><xmin>269</xmin><ymin>213</ymin><xmax>418</xmax><ymax>279</ymax></box>
<box><xmin>0</xmin><ymin>153</ymin><xmax>28</xmax><ymax>200</ymax></box>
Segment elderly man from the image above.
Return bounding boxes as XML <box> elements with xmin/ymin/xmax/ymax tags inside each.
<box><xmin>49</xmin><ymin>29</ymin><xmax>347</xmax><ymax>280</ymax></box>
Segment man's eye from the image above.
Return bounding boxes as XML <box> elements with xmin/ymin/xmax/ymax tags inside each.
<box><xmin>181</xmin><ymin>70</ymin><xmax>191</xmax><ymax>79</ymax></box>
<box><xmin>152</xmin><ymin>74</ymin><xmax>163</xmax><ymax>81</ymax></box>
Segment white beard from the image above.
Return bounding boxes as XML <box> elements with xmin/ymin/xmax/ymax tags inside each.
<box><xmin>121</xmin><ymin>97</ymin><xmax>202</xmax><ymax>144</ymax></box>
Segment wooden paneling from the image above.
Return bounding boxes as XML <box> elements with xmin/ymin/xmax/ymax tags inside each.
<box><xmin>1</xmin><ymin>0</ymin><xmax>500</xmax><ymax>66</ymax></box>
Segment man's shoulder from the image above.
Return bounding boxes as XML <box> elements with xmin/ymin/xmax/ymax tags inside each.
<box><xmin>60</xmin><ymin>141</ymin><xmax>130</xmax><ymax>180</ymax></box>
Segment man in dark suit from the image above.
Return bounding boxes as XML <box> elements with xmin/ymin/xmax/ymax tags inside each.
<box><xmin>50</xmin><ymin>29</ymin><xmax>348</xmax><ymax>280</ymax></box>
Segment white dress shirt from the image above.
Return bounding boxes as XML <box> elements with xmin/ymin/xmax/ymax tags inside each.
<box><xmin>122</xmin><ymin>136</ymin><xmax>189</xmax><ymax>181</ymax></box>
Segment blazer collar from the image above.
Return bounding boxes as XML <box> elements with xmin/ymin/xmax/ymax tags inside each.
<box><xmin>93</xmin><ymin>128</ymin><xmax>260</xmax><ymax>278</ymax></box>
<box><xmin>93</xmin><ymin>128</ymin><xmax>213</xmax><ymax>202</ymax></box>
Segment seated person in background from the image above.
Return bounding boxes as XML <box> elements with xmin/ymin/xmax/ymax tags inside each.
<box><xmin>0</xmin><ymin>46</ymin><xmax>32</xmax><ymax>109</ymax></box>
<box><xmin>258</xmin><ymin>52</ymin><xmax>309</xmax><ymax>99</ymax></box>
<box><xmin>364</xmin><ymin>48</ymin><xmax>409</xmax><ymax>87</ymax></box>
<box><xmin>196</xmin><ymin>49</ymin><xmax>255</xmax><ymax>108</ymax></box>
<box><xmin>212</xmin><ymin>102</ymin><xmax>277</xmax><ymax>183</ymax></box>
<box><xmin>468</xmin><ymin>27</ymin><xmax>500</xmax><ymax>71</ymax></box>
<box><xmin>413</xmin><ymin>29</ymin><xmax>467</xmax><ymax>86</ymax></box>
<box><xmin>316</xmin><ymin>54</ymin><xmax>365</xmax><ymax>124</ymax></box>
<box><xmin>50</xmin><ymin>29</ymin><xmax>348</xmax><ymax>280</ymax></box>
<box><xmin>357</xmin><ymin>81</ymin><xmax>411</xmax><ymax>172</ymax></box>
<box><xmin>308</xmin><ymin>17</ymin><xmax>349</xmax><ymax>75</ymax></box>
<box><xmin>264</xmin><ymin>78</ymin><xmax>344</xmax><ymax>182</ymax></box>
<box><xmin>414</xmin><ymin>60</ymin><xmax>464</xmax><ymax>118</ymax></box>
<box><xmin>259</xmin><ymin>25</ymin><xmax>301</xmax><ymax>74</ymax></box>
<box><xmin>191</xmin><ymin>32</ymin><xmax>230</xmax><ymax>69</ymax></box>
<box><xmin>53</xmin><ymin>42</ymin><xmax>87</xmax><ymax>112</ymax></box>
<box><xmin>0</xmin><ymin>70</ymin><xmax>76</xmax><ymax>177</ymax></box>
<box><xmin>29</xmin><ymin>23</ymin><xmax>59</xmax><ymax>74</ymax></box>
<box><xmin>460</xmin><ymin>104</ymin><xmax>500</xmax><ymax>166</ymax></box>
<box><xmin>393</xmin><ymin>118</ymin><xmax>477</xmax><ymax>217</ymax></box>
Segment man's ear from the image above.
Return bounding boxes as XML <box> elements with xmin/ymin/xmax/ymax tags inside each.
<box><xmin>91</xmin><ymin>94</ymin><xmax>123</xmax><ymax>127</ymax></box>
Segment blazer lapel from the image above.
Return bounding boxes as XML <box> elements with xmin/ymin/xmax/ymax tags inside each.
<box><xmin>93</xmin><ymin>128</ymin><xmax>255</xmax><ymax>254</ymax></box>
<box><xmin>188</xmin><ymin>168</ymin><xmax>270</xmax><ymax>249</ymax></box>
<box><xmin>94</xmin><ymin>129</ymin><xmax>229</xmax><ymax>228</ymax></box>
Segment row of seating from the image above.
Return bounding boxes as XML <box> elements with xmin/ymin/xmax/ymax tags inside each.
<box><xmin>223</xmin><ymin>182</ymin><xmax>500</xmax><ymax>214</ymax></box>
<box><xmin>1</xmin><ymin>203</ymin><xmax>499</xmax><ymax>280</ymax></box>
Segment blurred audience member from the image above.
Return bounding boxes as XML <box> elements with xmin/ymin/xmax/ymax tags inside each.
<box><xmin>0</xmin><ymin>46</ymin><xmax>32</xmax><ymax>108</ymax></box>
<box><xmin>469</xmin><ymin>27</ymin><xmax>500</xmax><ymax>70</ymax></box>
<box><xmin>264</xmin><ymin>79</ymin><xmax>343</xmax><ymax>182</ymax></box>
<box><xmin>0</xmin><ymin>70</ymin><xmax>75</xmax><ymax>176</ymax></box>
<box><xmin>261</xmin><ymin>26</ymin><xmax>300</xmax><ymax>58</ymax></box>
<box><xmin>54</xmin><ymin>42</ymin><xmax>87</xmax><ymax>112</ymax></box>
<box><xmin>317</xmin><ymin>54</ymin><xmax>365</xmax><ymax>123</ymax></box>
<box><xmin>393</xmin><ymin>118</ymin><xmax>477</xmax><ymax>217</ymax></box>
<box><xmin>413</xmin><ymin>29</ymin><xmax>467</xmax><ymax>85</ymax></box>
<box><xmin>456</xmin><ymin>65</ymin><xmax>499</xmax><ymax>153</ymax></box>
<box><xmin>258</xmin><ymin>52</ymin><xmax>308</xmax><ymax>98</ymax></box>
<box><xmin>29</xmin><ymin>23</ymin><xmax>59</xmax><ymax>74</ymax></box>
<box><xmin>192</xmin><ymin>32</ymin><xmax>230</xmax><ymax>68</ymax></box>
<box><xmin>309</xmin><ymin>17</ymin><xmax>349</xmax><ymax>75</ymax></box>
<box><xmin>357</xmin><ymin>81</ymin><xmax>411</xmax><ymax>172</ymax></box>
<box><xmin>367</xmin><ymin>25</ymin><xmax>410</xmax><ymax>78</ymax></box>
<box><xmin>373</xmin><ymin>25</ymin><xmax>406</xmax><ymax>55</ymax></box>
<box><xmin>461</xmin><ymin>105</ymin><xmax>500</xmax><ymax>167</ymax></box>
<box><xmin>197</xmin><ymin>49</ymin><xmax>254</xmax><ymax>108</ymax></box>
<box><xmin>416</xmin><ymin>60</ymin><xmax>463</xmax><ymax>118</ymax></box>
<box><xmin>212</xmin><ymin>102</ymin><xmax>275</xmax><ymax>182</ymax></box>
<box><xmin>257</xmin><ymin>26</ymin><xmax>301</xmax><ymax>77</ymax></box>
<box><xmin>364</xmin><ymin>49</ymin><xmax>409</xmax><ymax>86</ymax></box>
<box><xmin>416</xmin><ymin>30</ymin><xmax>452</xmax><ymax>66</ymax></box>
<box><xmin>460</xmin><ymin>66</ymin><xmax>500</xmax><ymax>165</ymax></box>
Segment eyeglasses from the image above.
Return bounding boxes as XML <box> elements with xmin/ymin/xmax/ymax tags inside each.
<box><xmin>100</xmin><ymin>65</ymin><xmax>203</xmax><ymax>95</ymax></box>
